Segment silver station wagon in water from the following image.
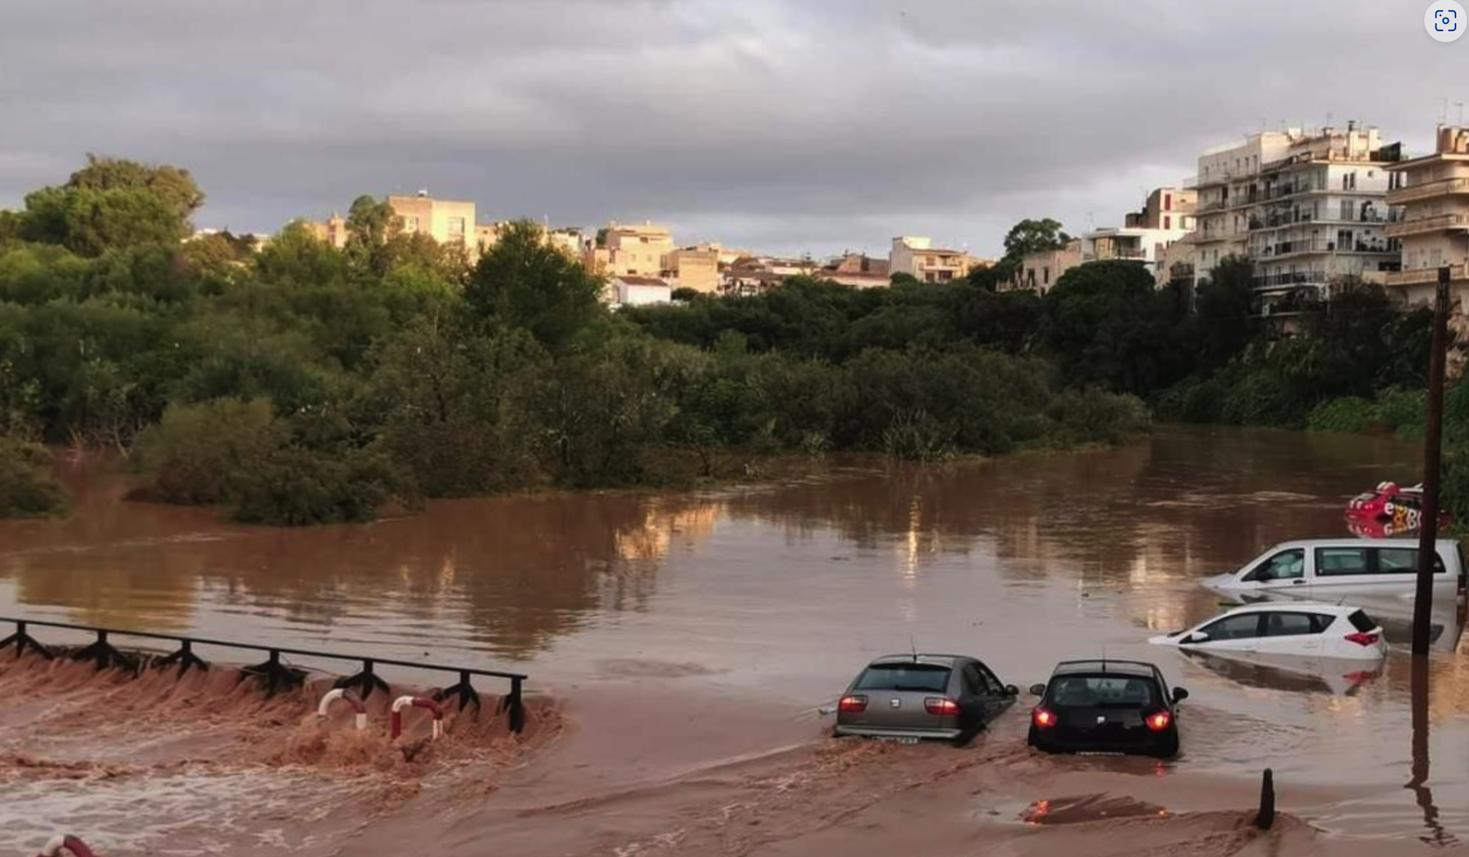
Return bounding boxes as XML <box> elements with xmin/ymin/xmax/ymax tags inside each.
<box><xmin>1202</xmin><ymin>538</ymin><xmax>1466</xmax><ymax>605</ymax></box>
<box><xmin>835</xmin><ymin>654</ymin><xmax>1018</xmax><ymax>743</ymax></box>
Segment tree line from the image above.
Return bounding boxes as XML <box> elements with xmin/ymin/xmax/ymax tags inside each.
<box><xmin>0</xmin><ymin>158</ymin><xmax>1150</xmax><ymax>523</ymax></box>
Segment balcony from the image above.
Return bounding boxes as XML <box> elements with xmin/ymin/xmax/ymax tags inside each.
<box><xmin>1384</xmin><ymin>213</ymin><xmax>1469</xmax><ymax>238</ymax></box>
<box><xmin>1254</xmin><ymin>271</ymin><xmax>1329</xmax><ymax>290</ymax></box>
<box><xmin>1386</xmin><ymin>177</ymin><xmax>1469</xmax><ymax>205</ymax></box>
<box><xmin>1384</xmin><ymin>264</ymin><xmax>1469</xmax><ymax>286</ymax></box>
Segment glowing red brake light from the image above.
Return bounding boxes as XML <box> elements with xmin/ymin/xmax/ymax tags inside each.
<box><xmin>1031</xmin><ymin>707</ymin><xmax>1057</xmax><ymax>729</ymax></box>
<box><xmin>838</xmin><ymin>695</ymin><xmax>867</xmax><ymax>713</ymax></box>
<box><xmin>924</xmin><ymin>697</ymin><xmax>961</xmax><ymax>716</ymax></box>
<box><xmin>1344</xmin><ymin>632</ymin><xmax>1380</xmax><ymax>647</ymax></box>
<box><xmin>1144</xmin><ymin>710</ymin><xmax>1172</xmax><ymax>732</ymax></box>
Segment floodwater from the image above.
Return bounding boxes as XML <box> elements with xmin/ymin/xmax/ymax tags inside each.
<box><xmin>4</xmin><ymin>425</ymin><xmax>1469</xmax><ymax>855</ymax></box>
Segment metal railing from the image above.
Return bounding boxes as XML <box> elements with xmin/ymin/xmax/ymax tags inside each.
<box><xmin>0</xmin><ymin>617</ymin><xmax>529</xmax><ymax>731</ymax></box>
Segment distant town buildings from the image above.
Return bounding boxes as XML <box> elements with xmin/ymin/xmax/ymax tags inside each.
<box><xmin>277</xmin><ymin>122</ymin><xmax>1459</xmax><ymax>320</ymax></box>
<box><xmin>662</xmin><ymin>244</ymin><xmax>721</xmax><ymax>293</ymax></box>
<box><xmin>1011</xmin><ymin>239</ymin><xmax>1082</xmax><ymax>294</ymax></box>
<box><xmin>608</xmin><ymin>274</ymin><xmax>673</xmax><ymax>307</ymax></box>
<box><xmin>888</xmin><ymin>236</ymin><xmax>986</xmax><ymax>283</ymax></box>
<box><xmin>1385</xmin><ymin>125</ymin><xmax>1469</xmax><ymax>307</ymax></box>
<box><xmin>1080</xmin><ymin>186</ymin><xmax>1195</xmax><ymax>280</ymax></box>
<box><xmin>388</xmin><ymin>192</ymin><xmax>475</xmax><ymax>255</ymax></box>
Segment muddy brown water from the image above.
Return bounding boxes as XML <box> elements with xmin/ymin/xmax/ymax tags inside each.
<box><xmin>4</xmin><ymin>426</ymin><xmax>1468</xmax><ymax>854</ymax></box>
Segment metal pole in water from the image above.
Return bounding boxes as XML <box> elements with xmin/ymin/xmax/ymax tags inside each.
<box><xmin>1412</xmin><ymin>266</ymin><xmax>1452</xmax><ymax>656</ymax></box>
<box><xmin>1254</xmin><ymin>768</ymin><xmax>1275</xmax><ymax>830</ymax></box>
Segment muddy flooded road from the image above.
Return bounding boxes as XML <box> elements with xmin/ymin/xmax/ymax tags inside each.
<box><xmin>4</xmin><ymin>426</ymin><xmax>1468</xmax><ymax>854</ymax></box>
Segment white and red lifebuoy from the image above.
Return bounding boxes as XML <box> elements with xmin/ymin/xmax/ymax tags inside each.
<box><xmin>36</xmin><ymin>834</ymin><xmax>96</xmax><ymax>857</ymax></box>
<box><xmin>317</xmin><ymin>688</ymin><xmax>368</xmax><ymax>731</ymax></box>
<box><xmin>390</xmin><ymin>695</ymin><xmax>444</xmax><ymax>741</ymax></box>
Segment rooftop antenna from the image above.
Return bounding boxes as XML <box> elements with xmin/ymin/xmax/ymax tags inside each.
<box><xmin>1457</xmin><ymin>102</ymin><xmax>1465</xmax><ymax>125</ymax></box>
<box><xmin>910</xmin><ymin>634</ymin><xmax>918</xmax><ymax>662</ymax></box>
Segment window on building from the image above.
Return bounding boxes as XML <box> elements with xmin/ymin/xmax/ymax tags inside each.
<box><xmin>1043</xmin><ymin>266</ymin><xmax>1050</xmax><ymax>285</ymax></box>
<box><xmin>402</xmin><ymin>216</ymin><xmax>419</xmax><ymax>232</ymax></box>
<box><xmin>1164</xmin><ymin>193</ymin><xmax>1172</xmax><ymax>210</ymax></box>
<box><xmin>447</xmin><ymin>217</ymin><xmax>465</xmax><ymax>236</ymax></box>
<box><xmin>1164</xmin><ymin>215</ymin><xmax>1171</xmax><ymax>229</ymax></box>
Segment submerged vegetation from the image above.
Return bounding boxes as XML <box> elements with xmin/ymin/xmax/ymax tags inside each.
<box><xmin>0</xmin><ymin>157</ymin><xmax>1453</xmax><ymax>523</ymax></box>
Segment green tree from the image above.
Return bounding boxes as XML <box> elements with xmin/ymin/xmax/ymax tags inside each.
<box><xmin>464</xmin><ymin>219</ymin><xmax>604</xmax><ymax>349</ymax></box>
<box><xmin>67</xmin><ymin>155</ymin><xmax>204</xmax><ymax>225</ymax></box>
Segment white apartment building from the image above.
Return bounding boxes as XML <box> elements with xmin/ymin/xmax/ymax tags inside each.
<box><xmin>1192</xmin><ymin>132</ymin><xmax>1297</xmax><ymax>282</ymax></box>
<box><xmin>1249</xmin><ymin>124</ymin><xmax>1402</xmax><ymax>302</ymax></box>
<box><xmin>1189</xmin><ymin>124</ymin><xmax>1404</xmax><ymax>307</ymax></box>
<box><xmin>1384</xmin><ymin>125</ymin><xmax>1469</xmax><ymax>307</ymax></box>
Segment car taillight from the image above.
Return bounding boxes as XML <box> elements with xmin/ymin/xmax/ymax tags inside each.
<box><xmin>925</xmin><ymin>697</ymin><xmax>960</xmax><ymax>716</ymax></box>
<box><xmin>1031</xmin><ymin>707</ymin><xmax>1057</xmax><ymax>729</ymax></box>
<box><xmin>1144</xmin><ymin>710</ymin><xmax>1172</xmax><ymax>732</ymax></box>
<box><xmin>1344</xmin><ymin>632</ymin><xmax>1381</xmax><ymax>647</ymax></box>
<box><xmin>837</xmin><ymin>695</ymin><xmax>867</xmax><ymax>713</ymax></box>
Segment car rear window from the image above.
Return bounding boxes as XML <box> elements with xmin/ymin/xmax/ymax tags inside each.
<box><xmin>1049</xmin><ymin>675</ymin><xmax>1158</xmax><ymax>708</ymax></box>
<box><xmin>1347</xmin><ymin>609</ymin><xmax>1378</xmax><ymax>633</ymax></box>
<box><xmin>855</xmin><ymin>664</ymin><xmax>951</xmax><ymax>692</ymax></box>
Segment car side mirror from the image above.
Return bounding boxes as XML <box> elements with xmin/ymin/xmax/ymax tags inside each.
<box><xmin>1028</xmin><ymin>683</ymin><xmax>1046</xmax><ymax>697</ymax></box>
<box><xmin>1184</xmin><ymin>631</ymin><xmax>1209</xmax><ymax>644</ymax></box>
<box><xmin>1005</xmin><ymin>684</ymin><xmax>1019</xmax><ymax>696</ymax></box>
<box><xmin>1172</xmin><ymin>687</ymin><xmax>1189</xmax><ymax>703</ymax></box>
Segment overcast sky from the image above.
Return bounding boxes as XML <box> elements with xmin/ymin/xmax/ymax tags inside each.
<box><xmin>1</xmin><ymin>0</ymin><xmax>1465</xmax><ymax>257</ymax></box>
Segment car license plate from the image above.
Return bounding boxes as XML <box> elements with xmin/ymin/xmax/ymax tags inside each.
<box><xmin>877</xmin><ymin>736</ymin><xmax>920</xmax><ymax>745</ymax></box>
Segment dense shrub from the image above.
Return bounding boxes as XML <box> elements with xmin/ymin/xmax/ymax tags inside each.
<box><xmin>0</xmin><ymin>436</ymin><xmax>65</xmax><ymax>517</ymax></box>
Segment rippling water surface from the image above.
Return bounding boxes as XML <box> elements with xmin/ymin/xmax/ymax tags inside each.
<box><xmin>4</xmin><ymin>425</ymin><xmax>1467</xmax><ymax>843</ymax></box>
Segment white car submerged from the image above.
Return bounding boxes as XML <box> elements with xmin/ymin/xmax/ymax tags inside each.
<box><xmin>1149</xmin><ymin>603</ymin><xmax>1388</xmax><ymax>661</ymax></box>
<box><xmin>1201</xmin><ymin>538</ymin><xmax>1466</xmax><ymax>604</ymax></box>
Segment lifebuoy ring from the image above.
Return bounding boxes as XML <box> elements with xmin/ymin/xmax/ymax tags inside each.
<box><xmin>390</xmin><ymin>695</ymin><xmax>444</xmax><ymax>741</ymax></box>
<box><xmin>36</xmin><ymin>834</ymin><xmax>96</xmax><ymax>857</ymax></box>
<box><xmin>317</xmin><ymin>688</ymin><xmax>368</xmax><ymax>731</ymax></box>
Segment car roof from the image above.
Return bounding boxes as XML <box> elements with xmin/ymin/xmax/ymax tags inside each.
<box><xmin>1216</xmin><ymin>602</ymin><xmax>1361</xmax><ymax>616</ymax></box>
<box><xmin>1264</xmin><ymin>537</ymin><xmax>1459</xmax><ymax>550</ymax></box>
<box><xmin>868</xmin><ymin>653</ymin><xmax>969</xmax><ymax>668</ymax></box>
<box><xmin>1050</xmin><ymin>659</ymin><xmax>1159</xmax><ymax>679</ymax></box>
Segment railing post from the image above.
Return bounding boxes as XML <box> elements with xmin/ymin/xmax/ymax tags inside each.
<box><xmin>155</xmin><ymin>638</ymin><xmax>208</xmax><ymax>675</ymax></box>
<box><xmin>0</xmin><ymin>620</ymin><xmax>53</xmax><ymax>660</ymax></box>
<box><xmin>241</xmin><ymin>648</ymin><xmax>305</xmax><ymax>697</ymax></box>
<box><xmin>507</xmin><ymin>676</ymin><xmax>525</xmax><ymax>734</ymax></box>
<box><xmin>72</xmin><ymin>629</ymin><xmax>136</xmax><ymax>672</ymax></box>
<box><xmin>434</xmin><ymin>669</ymin><xmax>480</xmax><ymax>712</ymax></box>
<box><xmin>334</xmin><ymin>657</ymin><xmax>389</xmax><ymax>699</ymax></box>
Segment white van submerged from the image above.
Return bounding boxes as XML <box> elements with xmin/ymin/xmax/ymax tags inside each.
<box><xmin>1201</xmin><ymin>538</ymin><xmax>1467</xmax><ymax>604</ymax></box>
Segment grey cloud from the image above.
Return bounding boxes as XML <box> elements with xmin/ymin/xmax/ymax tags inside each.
<box><xmin>1</xmin><ymin>0</ymin><xmax>1464</xmax><ymax>256</ymax></box>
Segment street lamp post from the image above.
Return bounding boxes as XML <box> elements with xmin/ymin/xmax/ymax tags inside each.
<box><xmin>1412</xmin><ymin>266</ymin><xmax>1452</xmax><ymax>656</ymax></box>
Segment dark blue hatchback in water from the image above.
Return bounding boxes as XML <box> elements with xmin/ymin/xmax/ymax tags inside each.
<box><xmin>1027</xmin><ymin>660</ymin><xmax>1187</xmax><ymax>758</ymax></box>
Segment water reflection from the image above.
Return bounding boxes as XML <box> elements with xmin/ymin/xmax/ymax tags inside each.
<box><xmin>1182</xmin><ymin>650</ymin><xmax>1381</xmax><ymax>697</ymax></box>
<box><xmin>1409</xmin><ymin>654</ymin><xmax>1457</xmax><ymax>846</ymax></box>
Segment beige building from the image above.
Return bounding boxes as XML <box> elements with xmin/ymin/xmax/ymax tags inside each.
<box><xmin>307</xmin><ymin>214</ymin><xmax>350</xmax><ymax>249</ymax></box>
<box><xmin>387</xmin><ymin>192</ymin><xmax>475</xmax><ymax>255</ymax></box>
<box><xmin>1011</xmin><ymin>239</ymin><xmax>1083</xmax><ymax>293</ymax></box>
<box><xmin>1125</xmin><ymin>187</ymin><xmax>1197</xmax><ymax>231</ymax></box>
<box><xmin>1385</xmin><ymin>126</ymin><xmax>1469</xmax><ymax>307</ymax></box>
<box><xmin>661</xmin><ymin>244</ymin><xmax>721</xmax><ymax>293</ymax></box>
<box><xmin>590</xmin><ymin>221</ymin><xmax>676</xmax><ymax>278</ymax></box>
<box><xmin>889</xmin><ymin>236</ymin><xmax>980</xmax><ymax>283</ymax></box>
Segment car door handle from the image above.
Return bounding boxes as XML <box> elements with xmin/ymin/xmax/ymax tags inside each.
<box><xmin>1291</xmin><ymin>579</ymin><xmax>1305</xmax><ymax>585</ymax></box>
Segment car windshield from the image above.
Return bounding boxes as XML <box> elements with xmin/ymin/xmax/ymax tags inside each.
<box><xmin>854</xmin><ymin>663</ymin><xmax>951</xmax><ymax>692</ymax></box>
<box><xmin>1049</xmin><ymin>675</ymin><xmax>1158</xmax><ymax>708</ymax></box>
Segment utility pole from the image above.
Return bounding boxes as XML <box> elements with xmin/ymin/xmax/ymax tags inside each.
<box><xmin>1412</xmin><ymin>265</ymin><xmax>1453</xmax><ymax>655</ymax></box>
